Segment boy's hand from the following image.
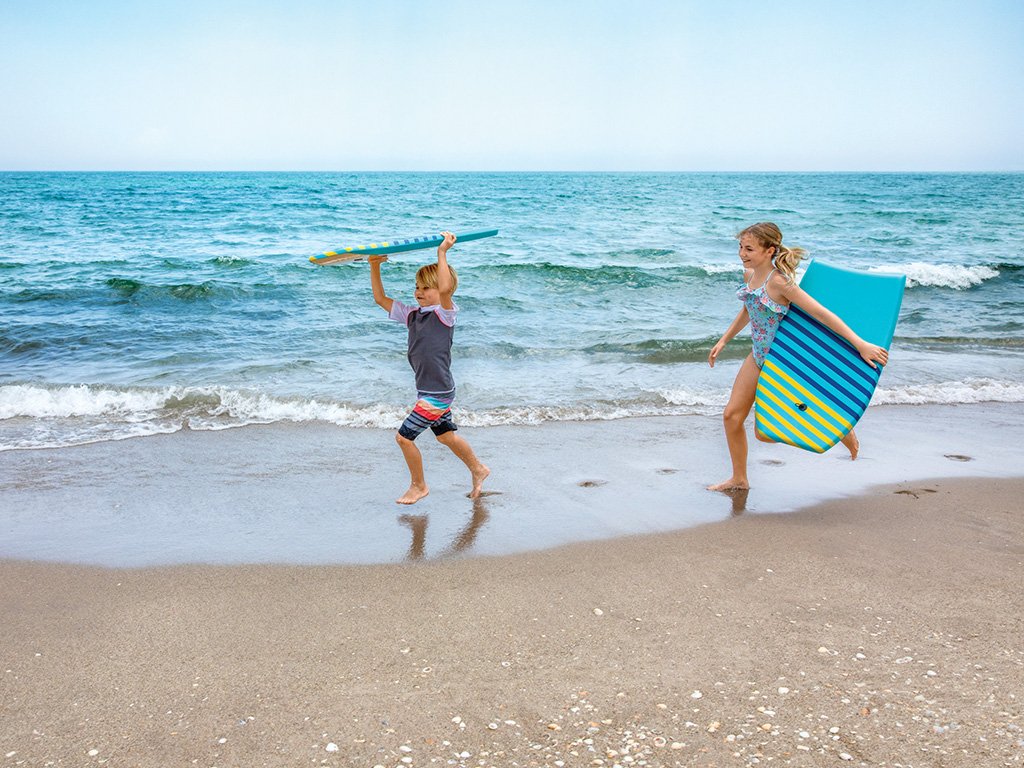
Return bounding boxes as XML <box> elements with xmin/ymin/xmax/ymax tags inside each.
<box><xmin>367</xmin><ymin>255</ymin><xmax>389</xmax><ymax>265</ymax></box>
<box><xmin>438</xmin><ymin>231</ymin><xmax>457</xmax><ymax>253</ymax></box>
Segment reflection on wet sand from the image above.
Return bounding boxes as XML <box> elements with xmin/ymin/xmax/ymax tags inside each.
<box><xmin>398</xmin><ymin>495</ymin><xmax>493</xmax><ymax>561</ymax></box>
<box><xmin>398</xmin><ymin>514</ymin><xmax>429</xmax><ymax>560</ymax></box>
<box><xmin>712</xmin><ymin>487</ymin><xmax>749</xmax><ymax>517</ymax></box>
<box><xmin>441</xmin><ymin>496</ymin><xmax>491</xmax><ymax>556</ymax></box>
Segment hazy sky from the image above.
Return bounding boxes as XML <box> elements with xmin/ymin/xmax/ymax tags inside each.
<box><xmin>1</xmin><ymin>0</ymin><xmax>1021</xmax><ymax>171</ymax></box>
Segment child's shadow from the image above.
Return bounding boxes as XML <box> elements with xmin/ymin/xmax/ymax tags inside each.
<box><xmin>398</xmin><ymin>495</ymin><xmax>492</xmax><ymax>561</ymax></box>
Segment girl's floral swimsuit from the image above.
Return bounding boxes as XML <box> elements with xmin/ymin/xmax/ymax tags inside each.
<box><xmin>737</xmin><ymin>267</ymin><xmax>789</xmax><ymax>368</ymax></box>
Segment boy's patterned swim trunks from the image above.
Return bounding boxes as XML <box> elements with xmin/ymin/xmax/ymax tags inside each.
<box><xmin>398</xmin><ymin>391</ymin><xmax>458</xmax><ymax>440</ymax></box>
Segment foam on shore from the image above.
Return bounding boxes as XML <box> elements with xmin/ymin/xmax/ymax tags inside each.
<box><xmin>3</xmin><ymin>378</ymin><xmax>1024</xmax><ymax>450</ymax></box>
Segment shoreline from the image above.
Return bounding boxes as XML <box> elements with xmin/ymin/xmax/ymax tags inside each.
<box><xmin>1</xmin><ymin>403</ymin><xmax>1023</xmax><ymax>567</ymax></box>
<box><xmin>2</xmin><ymin>476</ymin><xmax>1022</xmax><ymax>766</ymax></box>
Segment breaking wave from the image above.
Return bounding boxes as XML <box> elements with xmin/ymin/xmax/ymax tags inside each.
<box><xmin>4</xmin><ymin>379</ymin><xmax>1021</xmax><ymax>451</ymax></box>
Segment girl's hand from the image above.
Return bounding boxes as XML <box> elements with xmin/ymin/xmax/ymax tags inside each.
<box><xmin>708</xmin><ymin>339</ymin><xmax>726</xmax><ymax>368</ymax></box>
<box><xmin>438</xmin><ymin>231</ymin><xmax>456</xmax><ymax>253</ymax></box>
<box><xmin>857</xmin><ymin>341</ymin><xmax>889</xmax><ymax>369</ymax></box>
<box><xmin>367</xmin><ymin>255</ymin><xmax>389</xmax><ymax>266</ymax></box>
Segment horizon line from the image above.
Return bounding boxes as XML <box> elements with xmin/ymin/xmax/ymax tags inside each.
<box><xmin>2</xmin><ymin>168</ymin><xmax>1023</xmax><ymax>174</ymax></box>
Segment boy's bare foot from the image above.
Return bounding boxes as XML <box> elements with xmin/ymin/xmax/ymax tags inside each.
<box><xmin>841</xmin><ymin>430</ymin><xmax>860</xmax><ymax>460</ymax></box>
<box><xmin>707</xmin><ymin>477</ymin><xmax>750</xmax><ymax>491</ymax></box>
<box><xmin>468</xmin><ymin>464</ymin><xmax>491</xmax><ymax>498</ymax></box>
<box><xmin>397</xmin><ymin>483</ymin><xmax>429</xmax><ymax>505</ymax></box>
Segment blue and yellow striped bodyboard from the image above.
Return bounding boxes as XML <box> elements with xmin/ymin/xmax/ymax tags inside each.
<box><xmin>311</xmin><ymin>229</ymin><xmax>498</xmax><ymax>264</ymax></box>
<box><xmin>754</xmin><ymin>260</ymin><xmax>906</xmax><ymax>453</ymax></box>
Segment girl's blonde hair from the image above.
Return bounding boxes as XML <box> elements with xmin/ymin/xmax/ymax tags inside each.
<box><xmin>416</xmin><ymin>263</ymin><xmax>458</xmax><ymax>293</ymax></box>
<box><xmin>737</xmin><ymin>222</ymin><xmax>807</xmax><ymax>282</ymax></box>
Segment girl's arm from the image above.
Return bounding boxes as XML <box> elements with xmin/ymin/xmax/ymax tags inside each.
<box><xmin>436</xmin><ymin>231</ymin><xmax>456</xmax><ymax>309</ymax></box>
<box><xmin>779</xmin><ymin>281</ymin><xmax>889</xmax><ymax>368</ymax></box>
<box><xmin>368</xmin><ymin>255</ymin><xmax>393</xmax><ymax>312</ymax></box>
<box><xmin>708</xmin><ymin>307</ymin><xmax>750</xmax><ymax>368</ymax></box>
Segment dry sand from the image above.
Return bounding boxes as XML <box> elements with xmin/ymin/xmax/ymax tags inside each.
<box><xmin>2</xmin><ymin>477</ymin><xmax>1022</xmax><ymax>767</ymax></box>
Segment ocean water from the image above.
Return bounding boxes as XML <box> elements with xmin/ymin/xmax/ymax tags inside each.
<box><xmin>2</xmin><ymin>172</ymin><xmax>1023</xmax><ymax>451</ymax></box>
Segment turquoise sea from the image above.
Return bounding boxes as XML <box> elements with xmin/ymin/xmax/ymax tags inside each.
<box><xmin>2</xmin><ymin>172</ymin><xmax>1022</xmax><ymax>451</ymax></box>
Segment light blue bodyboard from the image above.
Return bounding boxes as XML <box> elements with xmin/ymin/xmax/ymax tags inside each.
<box><xmin>797</xmin><ymin>261</ymin><xmax>905</xmax><ymax>348</ymax></box>
<box><xmin>754</xmin><ymin>260</ymin><xmax>906</xmax><ymax>453</ymax></box>
<box><xmin>312</xmin><ymin>229</ymin><xmax>499</xmax><ymax>264</ymax></box>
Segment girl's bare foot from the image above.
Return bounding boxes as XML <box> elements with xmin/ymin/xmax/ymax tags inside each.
<box><xmin>397</xmin><ymin>483</ymin><xmax>429</xmax><ymax>505</ymax></box>
<box><xmin>707</xmin><ymin>477</ymin><xmax>750</xmax><ymax>491</ymax></box>
<box><xmin>841</xmin><ymin>430</ymin><xmax>860</xmax><ymax>460</ymax></box>
<box><xmin>468</xmin><ymin>464</ymin><xmax>491</xmax><ymax>498</ymax></box>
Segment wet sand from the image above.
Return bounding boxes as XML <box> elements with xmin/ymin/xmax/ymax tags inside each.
<box><xmin>3</xmin><ymin>403</ymin><xmax>1023</xmax><ymax>567</ymax></box>
<box><xmin>2</xmin><ymin>476</ymin><xmax>1022</xmax><ymax>767</ymax></box>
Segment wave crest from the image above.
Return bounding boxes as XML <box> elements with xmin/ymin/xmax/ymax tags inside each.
<box><xmin>584</xmin><ymin>337</ymin><xmax>745</xmax><ymax>364</ymax></box>
<box><xmin>106</xmin><ymin>278</ymin><xmax>218</xmax><ymax>301</ymax></box>
<box><xmin>2</xmin><ymin>379</ymin><xmax>1022</xmax><ymax>450</ymax></box>
<box><xmin>867</xmin><ymin>263</ymin><xmax>1003</xmax><ymax>289</ymax></box>
<box><xmin>873</xmin><ymin>378</ymin><xmax>1024</xmax><ymax>405</ymax></box>
<box><xmin>473</xmin><ymin>262</ymin><xmax>738</xmax><ymax>286</ymax></box>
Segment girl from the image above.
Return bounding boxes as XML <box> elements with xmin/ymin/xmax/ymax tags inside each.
<box><xmin>707</xmin><ymin>223</ymin><xmax>888</xmax><ymax>491</ymax></box>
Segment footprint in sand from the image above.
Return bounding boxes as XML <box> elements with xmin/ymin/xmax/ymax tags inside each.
<box><xmin>468</xmin><ymin>490</ymin><xmax>502</xmax><ymax>498</ymax></box>
<box><xmin>944</xmin><ymin>454</ymin><xmax>974</xmax><ymax>462</ymax></box>
<box><xmin>894</xmin><ymin>488</ymin><xmax>938</xmax><ymax>499</ymax></box>
<box><xmin>655</xmin><ymin>468</ymin><xmax>678</xmax><ymax>475</ymax></box>
<box><xmin>760</xmin><ymin>459</ymin><xmax>785</xmax><ymax>466</ymax></box>
<box><xmin>578</xmin><ymin>480</ymin><xmax>608</xmax><ymax>488</ymax></box>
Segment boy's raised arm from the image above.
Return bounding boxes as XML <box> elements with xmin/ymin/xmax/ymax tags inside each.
<box><xmin>368</xmin><ymin>255</ymin><xmax>393</xmax><ymax>312</ymax></box>
<box><xmin>436</xmin><ymin>231</ymin><xmax>456</xmax><ymax>309</ymax></box>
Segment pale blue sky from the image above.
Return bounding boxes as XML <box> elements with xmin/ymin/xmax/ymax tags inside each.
<box><xmin>1</xmin><ymin>0</ymin><xmax>1021</xmax><ymax>170</ymax></box>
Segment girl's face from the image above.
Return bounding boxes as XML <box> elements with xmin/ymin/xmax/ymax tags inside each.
<box><xmin>738</xmin><ymin>234</ymin><xmax>776</xmax><ymax>270</ymax></box>
<box><xmin>414</xmin><ymin>281</ymin><xmax>441</xmax><ymax>306</ymax></box>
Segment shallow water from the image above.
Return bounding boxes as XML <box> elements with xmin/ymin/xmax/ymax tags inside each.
<box><xmin>1</xmin><ymin>404</ymin><xmax>1020</xmax><ymax>566</ymax></box>
<box><xmin>2</xmin><ymin>172</ymin><xmax>1023</xmax><ymax>450</ymax></box>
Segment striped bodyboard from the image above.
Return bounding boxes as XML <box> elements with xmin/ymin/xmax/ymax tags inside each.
<box><xmin>311</xmin><ymin>229</ymin><xmax>498</xmax><ymax>264</ymax></box>
<box><xmin>754</xmin><ymin>260</ymin><xmax>906</xmax><ymax>453</ymax></box>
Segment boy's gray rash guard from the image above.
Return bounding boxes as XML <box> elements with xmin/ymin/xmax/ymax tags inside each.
<box><xmin>388</xmin><ymin>300</ymin><xmax>458</xmax><ymax>394</ymax></box>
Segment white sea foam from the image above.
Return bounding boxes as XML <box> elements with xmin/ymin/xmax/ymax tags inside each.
<box><xmin>0</xmin><ymin>383</ymin><xmax>727</xmax><ymax>449</ymax></box>
<box><xmin>3</xmin><ymin>379</ymin><xmax>1023</xmax><ymax>450</ymax></box>
<box><xmin>0</xmin><ymin>384</ymin><xmax>168</xmax><ymax>419</ymax></box>
<box><xmin>873</xmin><ymin>378</ymin><xmax>1024</xmax><ymax>405</ymax></box>
<box><xmin>201</xmin><ymin>390</ymin><xmax>410</xmax><ymax>430</ymax></box>
<box><xmin>868</xmin><ymin>262</ymin><xmax>1000</xmax><ymax>289</ymax></box>
<box><xmin>657</xmin><ymin>388</ymin><xmax>730</xmax><ymax>409</ymax></box>
<box><xmin>699</xmin><ymin>264</ymin><xmax>743</xmax><ymax>275</ymax></box>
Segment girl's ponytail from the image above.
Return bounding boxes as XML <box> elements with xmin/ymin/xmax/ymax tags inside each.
<box><xmin>737</xmin><ymin>222</ymin><xmax>806</xmax><ymax>283</ymax></box>
<box><xmin>773</xmin><ymin>243</ymin><xmax>807</xmax><ymax>282</ymax></box>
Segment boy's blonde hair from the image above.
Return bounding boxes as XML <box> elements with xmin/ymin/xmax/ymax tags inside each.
<box><xmin>737</xmin><ymin>222</ymin><xmax>807</xmax><ymax>283</ymax></box>
<box><xmin>416</xmin><ymin>263</ymin><xmax>458</xmax><ymax>293</ymax></box>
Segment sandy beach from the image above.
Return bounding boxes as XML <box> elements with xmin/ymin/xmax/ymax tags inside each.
<box><xmin>3</xmin><ymin>4</ymin><xmax>1023</xmax><ymax>764</ymax></box>
<box><xmin>2</xmin><ymin>475</ymin><xmax>1022</xmax><ymax>767</ymax></box>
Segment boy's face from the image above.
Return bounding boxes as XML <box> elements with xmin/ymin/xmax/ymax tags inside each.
<box><xmin>414</xmin><ymin>281</ymin><xmax>441</xmax><ymax>306</ymax></box>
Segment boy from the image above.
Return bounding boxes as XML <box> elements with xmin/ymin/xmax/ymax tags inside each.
<box><xmin>369</xmin><ymin>231</ymin><xmax>490</xmax><ymax>504</ymax></box>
